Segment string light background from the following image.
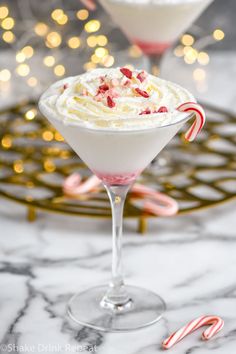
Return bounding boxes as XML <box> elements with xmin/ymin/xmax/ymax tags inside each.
<box><xmin>0</xmin><ymin>0</ymin><xmax>227</xmax><ymax>94</ymax></box>
<box><xmin>0</xmin><ymin>0</ymin><xmax>235</xmax><ymax>224</ymax></box>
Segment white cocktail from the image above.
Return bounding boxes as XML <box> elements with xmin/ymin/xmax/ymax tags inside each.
<box><xmin>39</xmin><ymin>67</ymin><xmax>204</xmax><ymax>331</ymax></box>
<box><xmin>100</xmin><ymin>0</ymin><xmax>214</xmax><ymax>72</ymax></box>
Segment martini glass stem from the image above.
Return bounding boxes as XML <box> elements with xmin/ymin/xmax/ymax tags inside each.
<box><xmin>101</xmin><ymin>183</ymin><xmax>133</xmax><ymax>312</ymax></box>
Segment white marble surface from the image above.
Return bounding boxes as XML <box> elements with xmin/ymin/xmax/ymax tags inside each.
<box><xmin>0</xmin><ymin>51</ymin><xmax>236</xmax><ymax>353</ymax></box>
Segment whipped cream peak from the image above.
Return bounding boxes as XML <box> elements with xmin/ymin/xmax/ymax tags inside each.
<box><xmin>39</xmin><ymin>68</ymin><xmax>195</xmax><ymax>131</ymax></box>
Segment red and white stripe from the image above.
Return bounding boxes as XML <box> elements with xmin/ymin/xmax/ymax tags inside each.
<box><xmin>131</xmin><ymin>184</ymin><xmax>178</xmax><ymax>216</ymax></box>
<box><xmin>162</xmin><ymin>315</ymin><xmax>224</xmax><ymax>350</ymax></box>
<box><xmin>63</xmin><ymin>173</ymin><xmax>100</xmax><ymax>195</ymax></box>
<box><xmin>177</xmin><ymin>102</ymin><xmax>206</xmax><ymax>142</ymax></box>
<box><xmin>63</xmin><ymin>173</ymin><xmax>178</xmax><ymax>216</ymax></box>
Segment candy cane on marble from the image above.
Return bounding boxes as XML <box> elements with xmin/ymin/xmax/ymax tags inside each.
<box><xmin>177</xmin><ymin>102</ymin><xmax>206</xmax><ymax>142</ymax></box>
<box><xmin>162</xmin><ymin>315</ymin><xmax>224</xmax><ymax>350</ymax></box>
<box><xmin>63</xmin><ymin>174</ymin><xmax>178</xmax><ymax>216</ymax></box>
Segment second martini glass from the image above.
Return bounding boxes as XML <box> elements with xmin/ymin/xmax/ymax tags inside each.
<box><xmin>99</xmin><ymin>0</ymin><xmax>214</xmax><ymax>73</ymax></box>
<box><xmin>39</xmin><ymin>69</ymin><xmax>205</xmax><ymax>332</ymax></box>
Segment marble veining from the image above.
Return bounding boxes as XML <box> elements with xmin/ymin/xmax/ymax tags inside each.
<box><xmin>0</xmin><ymin>198</ymin><xmax>236</xmax><ymax>354</ymax></box>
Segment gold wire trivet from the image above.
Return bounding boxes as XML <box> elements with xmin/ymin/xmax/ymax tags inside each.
<box><xmin>0</xmin><ymin>100</ymin><xmax>236</xmax><ymax>233</ymax></box>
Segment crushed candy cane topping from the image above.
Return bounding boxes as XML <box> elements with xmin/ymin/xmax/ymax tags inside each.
<box><xmin>39</xmin><ymin>67</ymin><xmax>195</xmax><ymax>130</ymax></box>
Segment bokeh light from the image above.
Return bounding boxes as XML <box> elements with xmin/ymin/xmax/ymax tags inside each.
<box><xmin>129</xmin><ymin>45</ymin><xmax>142</xmax><ymax>58</ymax></box>
<box><xmin>183</xmin><ymin>46</ymin><xmax>198</xmax><ymax>65</ymax></box>
<box><xmin>27</xmin><ymin>77</ymin><xmax>38</xmax><ymax>87</ymax></box>
<box><xmin>181</xmin><ymin>34</ymin><xmax>194</xmax><ymax>46</ymax></box>
<box><xmin>0</xmin><ymin>6</ymin><xmax>9</xmax><ymax>19</ymax></box>
<box><xmin>44</xmin><ymin>159</ymin><xmax>56</xmax><ymax>173</ymax></box>
<box><xmin>198</xmin><ymin>52</ymin><xmax>210</xmax><ymax>65</ymax></box>
<box><xmin>95</xmin><ymin>47</ymin><xmax>108</xmax><ymax>58</ymax></box>
<box><xmin>22</xmin><ymin>46</ymin><xmax>34</xmax><ymax>58</ymax></box>
<box><xmin>34</xmin><ymin>22</ymin><xmax>48</xmax><ymax>36</ymax></box>
<box><xmin>174</xmin><ymin>45</ymin><xmax>184</xmax><ymax>57</ymax></box>
<box><xmin>46</xmin><ymin>32</ymin><xmax>62</xmax><ymax>48</ymax></box>
<box><xmin>1</xmin><ymin>17</ymin><xmax>14</xmax><ymax>30</ymax></box>
<box><xmin>51</xmin><ymin>9</ymin><xmax>63</xmax><ymax>21</ymax></box>
<box><xmin>54</xmin><ymin>132</ymin><xmax>64</xmax><ymax>142</ymax></box>
<box><xmin>97</xmin><ymin>35</ymin><xmax>108</xmax><ymax>46</ymax></box>
<box><xmin>213</xmin><ymin>29</ymin><xmax>225</xmax><ymax>41</ymax></box>
<box><xmin>101</xmin><ymin>55</ymin><xmax>115</xmax><ymax>67</ymax></box>
<box><xmin>51</xmin><ymin>9</ymin><xmax>68</xmax><ymax>25</ymax></box>
<box><xmin>1</xmin><ymin>135</ymin><xmax>12</xmax><ymax>149</ymax></box>
<box><xmin>85</xmin><ymin>20</ymin><xmax>100</xmax><ymax>33</ymax></box>
<box><xmin>25</xmin><ymin>109</ymin><xmax>37</xmax><ymax>120</ymax></box>
<box><xmin>84</xmin><ymin>61</ymin><xmax>97</xmax><ymax>71</ymax></box>
<box><xmin>0</xmin><ymin>69</ymin><xmax>11</xmax><ymax>82</ymax></box>
<box><xmin>42</xmin><ymin>131</ymin><xmax>54</xmax><ymax>141</ymax></box>
<box><xmin>87</xmin><ymin>35</ymin><xmax>97</xmax><ymax>47</ymax></box>
<box><xmin>54</xmin><ymin>64</ymin><xmax>65</xmax><ymax>76</ymax></box>
<box><xmin>193</xmin><ymin>68</ymin><xmax>206</xmax><ymax>81</ymax></box>
<box><xmin>91</xmin><ymin>54</ymin><xmax>100</xmax><ymax>64</ymax></box>
<box><xmin>77</xmin><ymin>9</ymin><xmax>89</xmax><ymax>20</ymax></box>
<box><xmin>14</xmin><ymin>160</ymin><xmax>24</xmax><ymax>174</ymax></box>
<box><xmin>67</xmin><ymin>37</ymin><xmax>81</xmax><ymax>49</ymax></box>
<box><xmin>2</xmin><ymin>30</ymin><xmax>15</xmax><ymax>43</ymax></box>
<box><xmin>16</xmin><ymin>52</ymin><xmax>26</xmax><ymax>63</ymax></box>
<box><xmin>16</xmin><ymin>64</ymin><xmax>30</xmax><ymax>77</ymax></box>
<box><xmin>43</xmin><ymin>56</ymin><xmax>56</xmax><ymax>67</ymax></box>
<box><xmin>57</xmin><ymin>14</ymin><xmax>68</xmax><ymax>25</ymax></box>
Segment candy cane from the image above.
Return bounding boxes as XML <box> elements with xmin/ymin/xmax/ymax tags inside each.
<box><xmin>63</xmin><ymin>174</ymin><xmax>178</xmax><ymax>216</ymax></box>
<box><xmin>63</xmin><ymin>173</ymin><xmax>101</xmax><ymax>195</ymax></box>
<box><xmin>162</xmin><ymin>315</ymin><xmax>224</xmax><ymax>350</ymax></box>
<box><xmin>177</xmin><ymin>102</ymin><xmax>206</xmax><ymax>142</ymax></box>
<box><xmin>131</xmin><ymin>184</ymin><xmax>178</xmax><ymax>216</ymax></box>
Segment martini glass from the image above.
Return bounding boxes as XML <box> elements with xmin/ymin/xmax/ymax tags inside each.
<box><xmin>39</xmin><ymin>84</ymin><xmax>194</xmax><ymax>332</ymax></box>
<box><xmin>99</xmin><ymin>0</ymin><xmax>214</xmax><ymax>74</ymax></box>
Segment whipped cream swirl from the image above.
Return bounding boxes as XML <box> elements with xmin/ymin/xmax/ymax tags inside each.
<box><xmin>39</xmin><ymin>68</ymin><xmax>195</xmax><ymax>130</ymax></box>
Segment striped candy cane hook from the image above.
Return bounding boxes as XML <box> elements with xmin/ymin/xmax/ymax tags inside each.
<box><xmin>162</xmin><ymin>315</ymin><xmax>224</xmax><ymax>350</ymax></box>
<box><xmin>178</xmin><ymin>102</ymin><xmax>206</xmax><ymax>142</ymax></box>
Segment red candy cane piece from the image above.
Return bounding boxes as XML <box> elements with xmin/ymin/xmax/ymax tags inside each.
<box><xmin>162</xmin><ymin>315</ymin><xmax>224</xmax><ymax>350</ymax></box>
<box><xmin>177</xmin><ymin>102</ymin><xmax>206</xmax><ymax>142</ymax></box>
<box><xmin>135</xmin><ymin>87</ymin><xmax>150</xmax><ymax>98</ymax></box>
<box><xmin>157</xmin><ymin>106</ymin><xmax>168</xmax><ymax>113</ymax></box>
<box><xmin>107</xmin><ymin>95</ymin><xmax>116</xmax><ymax>108</ymax></box>
<box><xmin>120</xmin><ymin>67</ymin><xmax>133</xmax><ymax>79</ymax></box>
<box><xmin>137</xmin><ymin>71</ymin><xmax>147</xmax><ymax>83</ymax></box>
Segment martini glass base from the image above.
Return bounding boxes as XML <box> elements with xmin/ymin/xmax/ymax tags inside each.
<box><xmin>67</xmin><ymin>285</ymin><xmax>166</xmax><ymax>332</ymax></box>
